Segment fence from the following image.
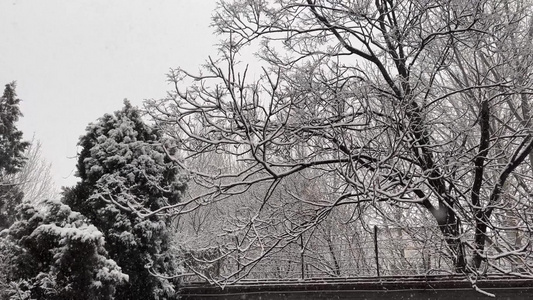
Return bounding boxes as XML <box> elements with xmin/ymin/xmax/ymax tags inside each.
<box><xmin>180</xmin><ymin>275</ymin><xmax>533</xmax><ymax>300</ymax></box>
<box><xmin>242</xmin><ymin>225</ymin><xmax>453</xmax><ymax>279</ymax></box>
<box><xmin>181</xmin><ymin>224</ymin><xmax>533</xmax><ymax>282</ymax></box>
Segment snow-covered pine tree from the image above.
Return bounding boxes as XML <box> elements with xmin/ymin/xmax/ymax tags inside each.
<box><xmin>1</xmin><ymin>199</ymin><xmax>127</xmax><ymax>300</ymax></box>
<box><xmin>0</xmin><ymin>82</ymin><xmax>30</xmax><ymax>229</ymax></box>
<box><xmin>63</xmin><ymin>101</ymin><xmax>185</xmax><ymax>300</ymax></box>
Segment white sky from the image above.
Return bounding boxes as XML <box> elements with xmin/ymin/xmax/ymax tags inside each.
<box><xmin>0</xmin><ymin>0</ymin><xmax>219</xmax><ymax>189</ymax></box>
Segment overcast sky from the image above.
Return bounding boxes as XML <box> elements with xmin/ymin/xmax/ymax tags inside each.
<box><xmin>0</xmin><ymin>0</ymin><xmax>219</xmax><ymax>189</ymax></box>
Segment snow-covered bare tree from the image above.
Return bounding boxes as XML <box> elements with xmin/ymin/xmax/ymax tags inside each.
<box><xmin>7</xmin><ymin>137</ymin><xmax>58</xmax><ymax>205</ymax></box>
<box><xmin>147</xmin><ymin>0</ymin><xmax>533</xmax><ymax>282</ymax></box>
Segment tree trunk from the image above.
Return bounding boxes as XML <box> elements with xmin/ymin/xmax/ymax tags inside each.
<box><xmin>433</xmin><ymin>206</ymin><xmax>468</xmax><ymax>273</ymax></box>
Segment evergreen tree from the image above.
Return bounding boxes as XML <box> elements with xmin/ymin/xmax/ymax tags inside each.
<box><xmin>1</xmin><ymin>200</ymin><xmax>127</xmax><ymax>300</ymax></box>
<box><xmin>64</xmin><ymin>101</ymin><xmax>185</xmax><ymax>300</ymax></box>
<box><xmin>0</xmin><ymin>82</ymin><xmax>30</xmax><ymax>229</ymax></box>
